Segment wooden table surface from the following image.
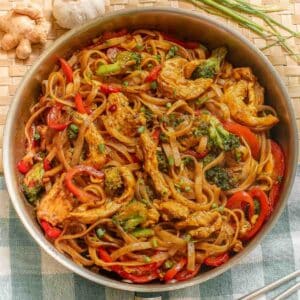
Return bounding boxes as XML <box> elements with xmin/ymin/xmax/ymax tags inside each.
<box><xmin>0</xmin><ymin>0</ymin><xmax>299</xmax><ymax>172</ymax></box>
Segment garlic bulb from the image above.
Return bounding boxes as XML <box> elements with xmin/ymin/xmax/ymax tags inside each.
<box><xmin>53</xmin><ymin>0</ymin><xmax>105</xmax><ymax>29</ymax></box>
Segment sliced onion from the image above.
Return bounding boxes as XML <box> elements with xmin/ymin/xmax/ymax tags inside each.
<box><xmin>187</xmin><ymin>242</ymin><xmax>195</xmax><ymax>271</ymax></box>
<box><xmin>111</xmin><ymin>242</ymin><xmax>153</xmax><ymax>261</ymax></box>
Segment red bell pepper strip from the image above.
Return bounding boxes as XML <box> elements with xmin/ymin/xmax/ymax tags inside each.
<box><xmin>97</xmin><ymin>247</ymin><xmax>159</xmax><ymax>283</ymax></box>
<box><xmin>243</xmin><ymin>188</ymin><xmax>269</xmax><ymax>240</ymax></box>
<box><xmin>43</xmin><ymin>159</ymin><xmax>52</xmax><ymax>171</ymax></box>
<box><xmin>118</xmin><ymin>270</ymin><xmax>159</xmax><ymax>283</ymax></box>
<box><xmin>17</xmin><ymin>159</ymin><xmax>32</xmax><ymax>174</ymax></box>
<box><xmin>130</xmin><ymin>154</ymin><xmax>140</xmax><ymax>163</ymax></box>
<box><xmin>40</xmin><ymin>220</ymin><xmax>62</xmax><ymax>239</ymax></box>
<box><xmin>174</xmin><ymin>264</ymin><xmax>201</xmax><ymax>281</ymax></box>
<box><xmin>75</xmin><ymin>93</ymin><xmax>88</xmax><ymax>114</ymax></box>
<box><xmin>204</xmin><ymin>253</ymin><xmax>229</xmax><ymax>267</ymax></box>
<box><xmin>46</xmin><ymin>105</ymin><xmax>68</xmax><ymax>131</ymax></box>
<box><xmin>102</xmin><ymin>29</ymin><xmax>128</xmax><ymax>41</ymax></box>
<box><xmin>65</xmin><ymin>165</ymin><xmax>104</xmax><ymax>203</ymax></box>
<box><xmin>98</xmin><ymin>247</ymin><xmax>114</xmax><ymax>263</ymax></box>
<box><xmin>164</xmin><ymin>258</ymin><xmax>187</xmax><ymax>282</ymax></box>
<box><xmin>226</xmin><ymin>191</ymin><xmax>255</xmax><ymax>220</ymax></box>
<box><xmin>59</xmin><ymin>58</ymin><xmax>73</xmax><ymax>83</ymax></box>
<box><xmin>152</xmin><ymin>128</ymin><xmax>161</xmax><ymax>141</ymax></box>
<box><xmin>222</xmin><ymin>121</ymin><xmax>260</xmax><ymax>160</ymax></box>
<box><xmin>184</xmin><ymin>149</ymin><xmax>209</xmax><ymax>159</ymax></box>
<box><xmin>269</xmin><ymin>140</ymin><xmax>285</xmax><ymax>209</ymax></box>
<box><xmin>161</xmin><ymin>33</ymin><xmax>199</xmax><ymax>49</ymax></box>
<box><xmin>145</xmin><ymin>65</ymin><xmax>162</xmax><ymax>82</ymax></box>
<box><xmin>100</xmin><ymin>84</ymin><xmax>122</xmax><ymax>95</ymax></box>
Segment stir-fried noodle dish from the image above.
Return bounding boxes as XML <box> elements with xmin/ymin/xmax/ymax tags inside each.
<box><xmin>17</xmin><ymin>29</ymin><xmax>285</xmax><ymax>283</ymax></box>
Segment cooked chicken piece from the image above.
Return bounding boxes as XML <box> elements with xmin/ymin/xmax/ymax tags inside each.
<box><xmin>157</xmin><ymin>57</ymin><xmax>213</xmax><ymax>100</ymax></box>
<box><xmin>232</xmin><ymin>67</ymin><xmax>256</xmax><ymax>81</ymax></box>
<box><xmin>248</xmin><ymin>81</ymin><xmax>264</xmax><ymax>106</ymax></box>
<box><xmin>37</xmin><ymin>180</ymin><xmax>74</xmax><ymax>226</ymax></box>
<box><xmin>176</xmin><ymin>210</ymin><xmax>220</xmax><ymax>228</ymax></box>
<box><xmin>143</xmin><ymin>207</ymin><xmax>160</xmax><ymax>227</ymax></box>
<box><xmin>69</xmin><ymin>201</ymin><xmax>121</xmax><ymax>224</ymax></box>
<box><xmin>140</xmin><ymin>132</ymin><xmax>170</xmax><ymax>198</ymax></box>
<box><xmin>221</xmin><ymin>80</ymin><xmax>278</xmax><ymax>129</ymax></box>
<box><xmin>84</xmin><ymin>121</ymin><xmax>106</xmax><ymax>169</ymax></box>
<box><xmin>114</xmin><ymin>167</ymin><xmax>136</xmax><ymax>203</ymax></box>
<box><xmin>102</xmin><ymin>93</ymin><xmax>146</xmax><ymax>146</ymax></box>
<box><xmin>176</xmin><ymin>211</ymin><xmax>222</xmax><ymax>239</ymax></box>
<box><xmin>189</xmin><ymin>220</ymin><xmax>221</xmax><ymax>239</ymax></box>
<box><xmin>159</xmin><ymin>201</ymin><xmax>189</xmax><ymax>220</ymax></box>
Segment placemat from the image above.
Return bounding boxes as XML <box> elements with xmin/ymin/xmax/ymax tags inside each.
<box><xmin>0</xmin><ymin>168</ymin><xmax>299</xmax><ymax>300</ymax></box>
<box><xmin>0</xmin><ymin>0</ymin><xmax>299</xmax><ymax>172</ymax></box>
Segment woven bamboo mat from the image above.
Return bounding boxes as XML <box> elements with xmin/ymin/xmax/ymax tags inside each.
<box><xmin>0</xmin><ymin>0</ymin><xmax>299</xmax><ymax>172</ymax></box>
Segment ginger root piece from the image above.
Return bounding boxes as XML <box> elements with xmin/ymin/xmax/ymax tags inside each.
<box><xmin>0</xmin><ymin>6</ymin><xmax>50</xmax><ymax>59</ymax></box>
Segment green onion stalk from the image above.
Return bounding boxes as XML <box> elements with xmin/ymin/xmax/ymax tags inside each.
<box><xmin>187</xmin><ymin>0</ymin><xmax>300</xmax><ymax>63</ymax></box>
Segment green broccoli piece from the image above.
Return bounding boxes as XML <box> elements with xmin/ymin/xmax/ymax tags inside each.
<box><xmin>130</xmin><ymin>52</ymin><xmax>141</xmax><ymax>66</ymax></box>
<box><xmin>202</xmin><ymin>153</ymin><xmax>216</xmax><ymax>166</ymax></box>
<box><xmin>208</xmin><ymin>117</ymin><xmax>240</xmax><ymax>151</ymax></box>
<box><xmin>113</xmin><ymin>201</ymin><xmax>147</xmax><ymax>232</ymax></box>
<box><xmin>205</xmin><ymin>166</ymin><xmax>235</xmax><ymax>191</ymax></box>
<box><xmin>182</xmin><ymin>156</ymin><xmax>193</xmax><ymax>167</ymax></box>
<box><xmin>160</xmin><ymin>114</ymin><xmax>184</xmax><ymax>128</ymax></box>
<box><xmin>96</xmin><ymin>51</ymin><xmax>141</xmax><ymax>75</ymax></box>
<box><xmin>193</xmin><ymin>121</ymin><xmax>209</xmax><ymax>137</ymax></box>
<box><xmin>192</xmin><ymin>47</ymin><xmax>227</xmax><ymax>79</ymax></box>
<box><xmin>166</xmin><ymin>46</ymin><xmax>179</xmax><ymax>59</ymax></box>
<box><xmin>104</xmin><ymin>167</ymin><xmax>123</xmax><ymax>196</ymax></box>
<box><xmin>140</xmin><ymin>106</ymin><xmax>154</xmax><ymax>127</ymax></box>
<box><xmin>156</xmin><ymin>150</ymin><xmax>169</xmax><ymax>173</ymax></box>
<box><xmin>22</xmin><ymin>162</ymin><xmax>44</xmax><ymax>204</ymax></box>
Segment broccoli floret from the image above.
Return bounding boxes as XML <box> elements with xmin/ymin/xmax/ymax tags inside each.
<box><xmin>113</xmin><ymin>201</ymin><xmax>147</xmax><ymax>232</ymax></box>
<box><xmin>166</xmin><ymin>46</ymin><xmax>179</xmax><ymax>59</ymax></box>
<box><xmin>160</xmin><ymin>114</ymin><xmax>184</xmax><ymax>128</ymax></box>
<box><xmin>192</xmin><ymin>47</ymin><xmax>227</xmax><ymax>79</ymax></box>
<box><xmin>205</xmin><ymin>166</ymin><xmax>235</xmax><ymax>191</ymax></box>
<box><xmin>140</xmin><ymin>106</ymin><xmax>154</xmax><ymax>127</ymax></box>
<box><xmin>193</xmin><ymin>122</ymin><xmax>209</xmax><ymax>137</ymax></box>
<box><xmin>104</xmin><ymin>167</ymin><xmax>123</xmax><ymax>195</ymax></box>
<box><xmin>202</xmin><ymin>153</ymin><xmax>216</xmax><ymax>166</ymax></box>
<box><xmin>22</xmin><ymin>162</ymin><xmax>44</xmax><ymax>204</ymax></box>
<box><xmin>156</xmin><ymin>150</ymin><xmax>169</xmax><ymax>173</ymax></box>
<box><xmin>97</xmin><ymin>51</ymin><xmax>141</xmax><ymax>75</ymax></box>
<box><xmin>208</xmin><ymin>117</ymin><xmax>240</xmax><ymax>151</ymax></box>
<box><xmin>130</xmin><ymin>52</ymin><xmax>141</xmax><ymax>66</ymax></box>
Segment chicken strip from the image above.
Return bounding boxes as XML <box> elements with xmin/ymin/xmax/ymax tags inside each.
<box><xmin>102</xmin><ymin>93</ymin><xmax>145</xmax><ymax>146</ymax></box>
<box><xmin>37</xmin><ymin>180</ymin><xmax>74</xmax><ymax>226</ymax></box>
<box><xmin>221</xmin><ymin>80</ymin><xmax>278</xmax><ymax>129</ymax></box>
<box><xmin>176</xmin><ymin>211</ymin><xmax>222</xmax><ymax>239</ymax></box>
<box><xmin>157</xmin><ymin>57</ymin><xmax>213</xmax><ymax>100</ymax></box>
<box><xmin>159</xmin><ymin>201</ymin><xmax>189</xmax><ymax>220</ymax></box>
<box><xmin>84</xmin><ymin>121</ymin><xmax>106</xmax><ymax>169</ymax></box>
<box><xmin>69</xmin><ymin>201</ymin><xmax>121</xmax><ymax>224</ymax></box>
<box><xmin>140</xmin><ymin>132</ymin><xmax>170</xmax><ymax>198</ymax></box>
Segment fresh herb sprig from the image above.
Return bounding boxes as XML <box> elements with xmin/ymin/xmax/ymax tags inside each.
<box><xmin>188</xmin><ymin>0</ymin><xmax>300</xmax><ymax>62</ymax></box>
